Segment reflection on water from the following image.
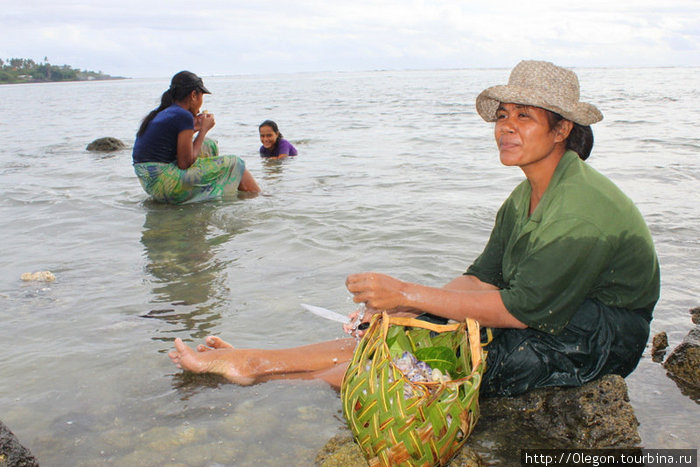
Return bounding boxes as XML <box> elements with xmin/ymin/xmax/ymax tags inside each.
<box><xmin>140</xmin><ymin>202</ymin><xmax>235</xmax><ymax>340</ymax></box>
<box><xmin>0</xmin><ymin>68</ymin><xmax>698</xmax><ymax>466</ymax></box>
<box><xmin>260</xmin><ymin>155</ymin><xmax>293</xmax><ymax>183</ymax></box>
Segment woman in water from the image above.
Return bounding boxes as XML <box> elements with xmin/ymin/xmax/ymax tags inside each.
<box><xmin>259</xmin><ymin>120</ymin><xmax>297</xmax><ymax>159</ymax></box>
<box><xmin>132</xmin><ymin>71</ymin><xmax>260</xmax><ymax>204</ymax></box>
<box><xmin>169</xmin><ymin>61</ymin><xmax>659</xmax><ymax>397</ymax></box>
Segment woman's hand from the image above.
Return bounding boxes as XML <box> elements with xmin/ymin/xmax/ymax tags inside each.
<box><xmin>342</xmin><ymin>304</ymin><xmax>423</xmax><ymax>338</ymax></box>
<box><xmin>345</xmin><ymin>272</ymin><xmax>409</xmax><ymax>311</ymax></box>
<box><xmin>343</xmin><ymin>307</ymin><xmax>368</xmax><ymax>337</ymax></box>
<box><xmin>195</xmin><ymin>112</ymin><xmax>216</xmax><ymax>134</ymax></box>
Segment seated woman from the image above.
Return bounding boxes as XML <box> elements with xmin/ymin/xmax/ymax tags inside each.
<box><xmin>259</xmin><ymin>120</ymin><xmax>298</xmax><ymax>159</ymax></box>
<box><xmin>132</xmin><ymin>71</ymin><xmax>260</xmax><ymax>204</ymax></box>
<box><xmin>169</xmin><ymin>61</ymin><xmax>660</xmax><ymax>398</ymax></box>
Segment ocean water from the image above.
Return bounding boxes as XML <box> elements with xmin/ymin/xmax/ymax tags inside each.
<box><xmin>0</xmin><ymin>67</ymin><xmax>698</xmax><ymax>466</ymax></box>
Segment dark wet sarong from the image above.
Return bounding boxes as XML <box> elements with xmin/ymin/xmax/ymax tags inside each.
<box><xmin>480</xmin><ymin>299</ymin><xmax>650</xmax><ymax>398</ymax></box>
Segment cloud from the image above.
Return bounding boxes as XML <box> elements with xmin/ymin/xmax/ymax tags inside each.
<box><xmin>1</xmin><ymin>0</ymin><xmax>698</xmax><ymax>77</ymax></box>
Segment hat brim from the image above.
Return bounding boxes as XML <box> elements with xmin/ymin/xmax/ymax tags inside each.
<box><xmin>476</xmin><ymin>84</ymin><xmax>602</xmax><ymax>126</ymax></box>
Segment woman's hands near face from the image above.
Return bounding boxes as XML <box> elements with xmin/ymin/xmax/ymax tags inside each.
<box><xmin>195</xmin><ymin>112</ymin><xmax>216</xmax><ymax>133</ymax></box>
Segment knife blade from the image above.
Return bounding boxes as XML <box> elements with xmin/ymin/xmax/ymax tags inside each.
<box><xmin>300</xmin><ymin>303</ymin><xmax>350</xmax><ymax>324</ymax></box>
<box><xmin>300</xmin><ymin>303</ymin><xmax>370</xmax><ymax>331</ymax></box>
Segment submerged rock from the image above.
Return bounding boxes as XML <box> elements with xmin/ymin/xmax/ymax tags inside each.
<box><xmin>315</xmin><ymin>434</ymin><xmax>367</xmax><ymax>467</ymax></box>
<box><xmin>316</xmin><ymin>432</ymin><xmax>483</xmax><ymax>467</ymax></box>
<box><xmin>317</xmin><ymin>375</ymin><xmax>636</xmax><ymax>465</ymax></box>
<box><xmin>0</xmin><ymin>420</ymin><xmax>39</xmax><ymax>467</ymax></box>
<box><xmin>86</xmin><ymin>137</ymin><xmax>126</xmax><ymax>152</ymax></box>
<box><xmin>20</xmin><ymin>271</ymin><xmax>55</xmax><ymax>282</ymax></box>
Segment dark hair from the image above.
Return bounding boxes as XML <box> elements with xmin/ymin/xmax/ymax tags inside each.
<box><xmin>137</xmin><ymin>71</ymin><xmax>210</xmax><ymax>137</ymax></box>
<box><xmin>546</xmin><ymin>111</ymin><xmax>594</xmax><ymax>161</ymax></box>
<box><xmin>258</xmin><ymin>120</ymin><xmax>283</xmax><ymax>153</ymax></box>
<box><xmin>259</xmin><ymin>120</ymin><xmax>283</xmax><ymax>139</ymax></box>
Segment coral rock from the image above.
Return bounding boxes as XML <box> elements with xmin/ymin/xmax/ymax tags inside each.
<box><xmin>86</xmin><ymin>137</ymin><xmax>126</xmax><ymax>152</ymax></box>
<box><xmin>20</xmin><ymin>271</ymin><xmax>55</xmax><ymax>282</ymax></box>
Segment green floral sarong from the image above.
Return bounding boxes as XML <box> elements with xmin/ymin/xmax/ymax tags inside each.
<box><xmin>133</xmin><ymin>139</ymin><xmax>246</xmax><ymax>204</ymax></box>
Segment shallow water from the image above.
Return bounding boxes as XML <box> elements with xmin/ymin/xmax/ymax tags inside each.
<box><xmin>0</xmin><ymin>67</ymin><xmax>698</xmax><ymax>466</ymax></box>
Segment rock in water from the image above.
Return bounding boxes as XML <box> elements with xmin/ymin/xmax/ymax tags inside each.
<box><xmin>316</xmin><ymin>432</ymin><xmax>484</xmax><ymax>467</ymax></box>
<box><xmin>20</xmin><ymin>271</ymin><xmax>55</xmax><ymax>282</ymax></box>
<box><xmin>663</xmin><ymin>327</ymin><xmax>700</xmax><ymax>398</ymax></box>
<box><xmin>690</xmin><ymin>307</ymin><xmax>700</xmax><ymax>325</ymax></box>
<box><xmin>651</xmin><ymin>331</ymin><xmax>669</xmax><ymax>362</ymax></box>
<box><xmin>86</xmin><ymin>137</ymin><xmax>126</xmax><ymax>152</ymax></box>
<box><xmin>0</xmin><ymin>420</ymin><xmax>39</xmax><ymax>467</ymax></box>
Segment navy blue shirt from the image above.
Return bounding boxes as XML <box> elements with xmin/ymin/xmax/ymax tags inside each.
<box><xmin>133</xmin><ymin>104</ymin><xmax>194</xmax><ymax>164</ymax></box>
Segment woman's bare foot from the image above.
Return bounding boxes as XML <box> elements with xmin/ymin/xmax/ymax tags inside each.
<box><xmin>168</xmin><ymin>338</ymin><xmax>256</xmax><ymax>385</ymax></box>
<box><xmin>195</xmin><ymin>335</ymin><xmax>234</xmax><ymax>352</ymax></box>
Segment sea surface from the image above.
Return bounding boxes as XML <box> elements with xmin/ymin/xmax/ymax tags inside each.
<box><xmin>0</xmin><ymin>67</ymin><xmax>698</xmax><ymax>466</ymax></box>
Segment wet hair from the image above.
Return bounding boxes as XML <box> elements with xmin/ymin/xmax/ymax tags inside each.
<box><xmin>259</xmin><ymin>120</ymin><xmax>283</xmax><ymax>139</ymax></box>
<box><xmin>258</xmin><ymin>120</ymin><xmax>284</xmax><ymax>153</ymax></box>
<box><xmin>137</xmin><ymin>71</ymin><xmax>209</xmax><ymax>137</ymax></box>
<box><xmin>546</xmin><ymin>111</ymin><xmax>594</xmax><ymax>161</ymax></box>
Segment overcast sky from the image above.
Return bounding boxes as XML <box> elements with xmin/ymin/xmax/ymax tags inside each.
<box><xmin>2</xmin><ymin>0</ymin><xmax>699</xmax><ymax>78</ymax></box>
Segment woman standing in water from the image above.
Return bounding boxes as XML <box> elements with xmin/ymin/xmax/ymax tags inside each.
<box><xmin>132</xmin><ymin>71</ymin><xmax>260</xmax><ymax>204</ymax></box>
<box><xmin>169</xmin><ymin>61</ymin><xmax>659</xmax><ymax>397</ymax></box>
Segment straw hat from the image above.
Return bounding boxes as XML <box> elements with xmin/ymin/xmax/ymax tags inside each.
<box><xmin>476</xmin><ymin>60</ymin><xmax>603</xmax><ymax>126</ymax></box>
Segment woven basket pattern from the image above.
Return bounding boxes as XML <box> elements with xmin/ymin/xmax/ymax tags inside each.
<box><xmin>341</xmin><ymin>313</ymin><xmax>484</xmax><ymax>467</ymax></box>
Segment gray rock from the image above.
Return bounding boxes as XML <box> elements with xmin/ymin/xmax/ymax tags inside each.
<box><xmin>0</xmin><ymin>420</ymin><xmax>39</xmax><ymax>467</ymax></box>
<box><xmin>86</xmin><ymin>137</ymin><xmax>126</xmax><ymax>152</ymax></box>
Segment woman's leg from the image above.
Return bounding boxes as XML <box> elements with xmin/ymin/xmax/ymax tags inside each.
<box><xmin>169</xmin><ymin>336</ymin><xmax>357</xmax><ymax>387</ymax></box>
<box><xmin>238</xmin><ymin>169</ymin><xmax>261</xmax><ymax>192</ymax></box>
<box><xmin>480</xmin><ymin>300</ymin><xmax>649</xmax><ymax>398</ymax></box>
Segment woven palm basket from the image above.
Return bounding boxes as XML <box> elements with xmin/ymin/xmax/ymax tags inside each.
<box><xmin>341</xmin><ymin>313</ymin><xmax>484</xmax><ymax>467</ymax></box>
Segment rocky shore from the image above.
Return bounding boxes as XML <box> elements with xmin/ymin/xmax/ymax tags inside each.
<box><xmin>0</xmin><ymin>421</ymin><xmax>38</xmax><ymax>467</ymax></box>
<box><xmin>318</xmin><ymin>307</ymin><xmax>700</xmax><ymax>466</ymax></box>
<box><xmin>652</xmin><ymin>307</ymin><xmax>700</xmax><ymax>400</ymax></box>
<box><xmin>317</xmin><ymin>374</ymin><xmax>642</xmax><ymax>466</ymax></box>
<box><xmin>4</xmin><ymin>307</ymin><xmax>698</xmax><ymax>465</ymax></box>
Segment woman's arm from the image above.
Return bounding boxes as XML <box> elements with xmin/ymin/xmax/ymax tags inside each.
<box><xmin>176</xmin><ymin>113</ymin><xmax>215</xmax><ymax>169</ymax></box>
<box><xmin>274</xmin><ymin>139</ymin><xmax>294</xmax><ymax>158</ymax></box>
<box><xmin>346</xmin><ymin>272</ymin><xmax>526</xmax><ymax>329</ymax></box>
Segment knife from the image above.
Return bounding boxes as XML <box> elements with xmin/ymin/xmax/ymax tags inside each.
<box><xmin>300</xmin><ymin>303</ymin><xmax>369</xmax><ymax>330</ymax></box>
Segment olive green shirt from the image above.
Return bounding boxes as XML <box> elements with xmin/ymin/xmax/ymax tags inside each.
<box><xmin>466</xmin><ymin>150</ymin><xmax>660</xmax><ymax>334</ymax></box>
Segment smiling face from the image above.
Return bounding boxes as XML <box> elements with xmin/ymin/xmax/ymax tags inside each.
<box><xmin>494</xmin><ymin>103</ymin><xmax>571</xmax><ymax>171</ymax></box>
<box><xmin>259</xmin><ymin>125</ymin><xmax>279</xmax><ymax>149</ymax></box>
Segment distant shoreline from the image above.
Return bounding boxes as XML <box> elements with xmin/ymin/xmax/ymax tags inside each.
<box><xmin>0</xmin><ymin>76</ymin><xmax>128</xmax><ymax>85</ymax></box>
<box><xmin>1</xmin><ymin>58</ymin><xmax>127</xmax><ymax>85</ymax></box>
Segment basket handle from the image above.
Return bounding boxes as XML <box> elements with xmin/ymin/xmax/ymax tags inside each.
<box><xmin>385</xmin><ymin>315</ymin><xmax>462</xmax><ymax>333</ymax></box>
<box><xmin>383</xmin><ymin>314</ymin><xmax>483</xmax><ymax>372</ymax></box>
<box><xmin>466</xmin><ymin>318</ymin><xmax>482</xmax><ymax>371</ymax></box>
